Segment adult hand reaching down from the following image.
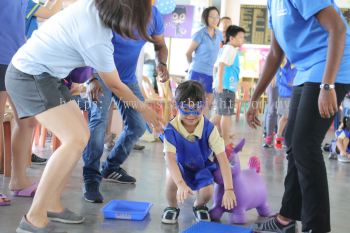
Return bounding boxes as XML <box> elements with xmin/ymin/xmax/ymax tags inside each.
<box><xmin>98</xmin><ymin>70</ymin><xmax>165</xmax><ymax>134</ymax></box>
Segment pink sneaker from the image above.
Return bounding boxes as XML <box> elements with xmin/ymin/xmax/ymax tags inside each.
<box><xmin>275</xmin><ymin>137</ymin><xmax>284</xmax><ymax>149</ymax></box>
<box><xmin>263</xmin><ymin>135</ymin><xmax>274</xmax><ymax>148</ymax></box>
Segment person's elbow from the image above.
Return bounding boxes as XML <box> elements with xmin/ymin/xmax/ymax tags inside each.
<box><xmin>331</xmin><ymin>20</ymin><xmax>346</xmax><ymax>37</ymax></box>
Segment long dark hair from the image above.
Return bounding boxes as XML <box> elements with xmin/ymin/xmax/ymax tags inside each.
<box><xmin>95</xmin><ymin>0</ymin><xmax>152</xmax><ymax>41</ymax></box>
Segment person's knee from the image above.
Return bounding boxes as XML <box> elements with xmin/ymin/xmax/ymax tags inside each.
<box><xmin>15</xmin><ymin>117</ymin><xmax>37</xmax><ymax>129</ymax></box>
<box><xmin>130</xmin><ymin>121</ymin><xmax>146</xmax><ymax>138</ymax></box>
<box><xmin>64</xmin><ymin>128</ymin><xmax>90</xmax><ymax>153</ymax></box>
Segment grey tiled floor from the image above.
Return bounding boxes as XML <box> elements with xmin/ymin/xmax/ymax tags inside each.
<box><xmin>1</xmin><ymin>121</ymin><xmax>349</xmax><ymax>233</ymax></box>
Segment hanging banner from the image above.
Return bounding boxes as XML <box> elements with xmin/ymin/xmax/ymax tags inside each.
<box><xmin>163</xmin><ymin>5</ymin><xmax>194</xmax><ymax>39</ymax></box>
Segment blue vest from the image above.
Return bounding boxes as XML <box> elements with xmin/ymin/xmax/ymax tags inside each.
<box><xmin>164</xmin><ymin>117</ymin><xmax>217</xmax><ymax>190</ymax></box>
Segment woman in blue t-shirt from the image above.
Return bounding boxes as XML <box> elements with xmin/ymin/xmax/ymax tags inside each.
<box><xmin>186</xmin><ymin>6</ymin><xmax>222</xmax><ymax>116</ymax></box>
<box><xmin>246</xmin><ymin>1</ymin><xmax>350</xmax><ymax>232</ymax></box>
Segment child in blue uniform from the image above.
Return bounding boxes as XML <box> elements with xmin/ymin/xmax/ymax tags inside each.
<box><xmin>335</xmin><ymin>116</ymin><xmax>350</xmax><ymax>162</ymax></box>
<box><xmin>161</xmin><ymin>80</ymin><xmax>236</xmax><ymax>224</ymax></box>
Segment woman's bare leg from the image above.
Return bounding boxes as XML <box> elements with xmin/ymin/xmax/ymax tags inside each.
<box><xmin>26</xmin><ymin>101</ymin><xmax>89</xmax><ymax>227</ymax></box>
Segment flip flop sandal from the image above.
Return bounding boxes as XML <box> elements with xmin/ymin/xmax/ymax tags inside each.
<box><xmin>0</xmin><ymin>193</ymin><xmax>11</xmax><ymax>206</ymax></box>
<box><xmin>12</xmin><ymin>182</ymin><xmax>38</xmax><ymax>197</ymax></box>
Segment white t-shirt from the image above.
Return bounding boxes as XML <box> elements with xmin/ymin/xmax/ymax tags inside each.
<box><xmin>12</xmin><ymin>0</ymin><xmax>116</xmax><ymax>78</ymax></box>
<box><xmin>214</xmin><ymin>45</ymin><xmax>236</xmax><ymax>68</ymax></box>
<box><xmin>213</xmin><ymin>44</ymin><xmax>240</xmax><ymax>92</ymax></box>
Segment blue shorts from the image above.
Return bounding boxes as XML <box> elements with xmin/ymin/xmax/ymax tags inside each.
<box><xmin>178</xmin><ymin>163</ymin><xmax>217</xmax><ymax>191</ymax></box>
<box><xmin>188</xmin><ymin>70</ymin><xmax>213</xmax><ymax>93</ymax></box>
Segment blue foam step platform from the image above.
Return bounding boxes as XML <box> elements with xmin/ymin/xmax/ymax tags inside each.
<box><xmin>182</xmin><ymin>221</ymin><xmax>252</xmax><ymax>233</ymax></box>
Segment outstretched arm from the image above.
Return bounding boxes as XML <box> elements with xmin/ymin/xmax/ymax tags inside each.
<box><xmin>316</xmin><ymin>6</ymin><xmax>346</xmax><ymax>118</ymax></box>
<box><xmin>215</xmin><ymin>152</ymin><xmax>236</xmax><ymax>210</ymax></box>
<box><xmin>246</xmin><ymin>32</ymin><xmax>284</xmax><ymax>129</ymax></box>
<box><xmin>164</xmin><ymin>152</ymin><xmax>193</xmax><ymax>203</ymax></box>
<box><xmin>34</xmin><ymin>0</ymin><xmax>62</xmax><ymax>19</ymax></box>
<box><xmin>98</xmin><ymin>70</ymin><xmax>164</xmax><ymax>133</ymax></box>
<box><xmin>152</xmin><ymin>34</ymin><xmax>169</xmax><ymax>83</ymax></box>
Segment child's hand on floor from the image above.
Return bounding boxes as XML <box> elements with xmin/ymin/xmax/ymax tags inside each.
<box><xmin>176</xmin><ymin>182</ymin><xmax>193</xmax><ymax>204</ymax></box>
<box><xmin>221</xmin><ymin>189</ymin><xmax>237</xmax><ymax>210</ymax></box>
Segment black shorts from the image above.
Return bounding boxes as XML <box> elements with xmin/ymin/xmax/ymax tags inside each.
<box><xmin>5</xmin><ymin>63</ymin><xmax>72</xmax><ymax>119</ymax></box>
<box><xmin>0</xmin><ymin>64</ymin><xmax>8</xmax><ymax>91</ymax></box>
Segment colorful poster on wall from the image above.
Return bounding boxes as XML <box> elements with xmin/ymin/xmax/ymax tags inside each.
<box><xmin>163</xmin><ymin>5</ymin><xmax>194</xmax><ymax>39</ymax></box>
<box><xmin>239</xmin><ymin>44</ymin><xmax>270</xmax><ymax>78</ymax></box>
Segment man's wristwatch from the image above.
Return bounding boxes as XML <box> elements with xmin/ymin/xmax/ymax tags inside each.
<box><xmin>320</xmin><ymin>83</ymin><xmax>335</xmax><ymax>90</ymax></box>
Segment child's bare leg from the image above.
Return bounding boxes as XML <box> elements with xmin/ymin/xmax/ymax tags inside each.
<box><xmin>277</xmin><ymin>115</ymin><xmax>288</xmax><ymax>137</ymax></box>
<box><xmin>220</xmin><ymin>115</ymin><xmax>233</xmax><ymax>146</ymax></box>
<box><xmin>194</xmin><ymin>184</ymin><xmax>213</xmax><ymax>207</ymax></box>
<box><xmin>336</xmin><ymin>137</ymin><xmax>348</xmax><ymax>156</ymax></box>
<box><xmin>203</xmin><ymin>93</ymin><xmax>213</xmax><ymax>117</ymax></box>
<box><xmin>165</xmin><ymin>170</ymin><xmax>178</xmax><ymax>207</ymax></box>
<box><xmin>341</xmin><ymin>137</ymin><xmax>350</xmax><ymax>158</ymax></box>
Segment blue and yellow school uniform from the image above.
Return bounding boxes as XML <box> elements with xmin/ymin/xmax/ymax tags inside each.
<box><xmin>163</xmin><ymin>115</ymin><xmax>225</xmax><ymax>190</ymax></box>
<box><xmin>335</xmin><ymin>128</ymin><xmax>350</xmax><ymax>152</ymax></box>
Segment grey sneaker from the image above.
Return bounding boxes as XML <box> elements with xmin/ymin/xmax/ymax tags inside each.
<box><xmin>47</xmin><ymin>208</ymin><xmax>85</xmax><ymax>224</ymax></box>
<box><xmin>252</xmin><ymin>216</ymin><xmax>296</xmax><ymax>233</ymax></box>
<box><xmin>16</xmin><ymin>216</ymin><xmax>67</xmax><ymax>233</ymax></box>
<box><xmin>337</xmin><ymin>154</ymin><xmax>350</xmax><ymax>163</ymax></box>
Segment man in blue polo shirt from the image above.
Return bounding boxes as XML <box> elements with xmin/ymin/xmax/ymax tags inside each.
<box><xmin>247</xmin><ymin>0</ymin><xmax>350</xmax><ymax>232</ymax></box>
<box><xmin>82</xmin><ymin>6</ymin><xmax>169</xmax><ymax>203</ymax></box>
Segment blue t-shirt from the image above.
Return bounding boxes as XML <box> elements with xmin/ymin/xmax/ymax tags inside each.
<box><xmin>276</xmin><ymin>60</ymin><xmax>296</xmax><ymax>97</ymax></box>
<box><xmin>0</xmin><ymin>0</ymin><xmax>27</xmax><ymax>65</ymax></box>
<box><xmin>190</xmin><ymin>27</ymin><xmax>223</xmax><ymax>76</ymax></box>
<box><xmin>112</xmin><ymin>6</ymin><xmax>164</xmax><ymax>84</ymax></box>
<box><xmin>25</xmin><ymin>0</ymin><xmax>40</xmax><ymax>38</ymax></box>
<box><xmin>268</xmin><ymin>0</ymin><xmax>350</xmax><ymax>86</ymax></box>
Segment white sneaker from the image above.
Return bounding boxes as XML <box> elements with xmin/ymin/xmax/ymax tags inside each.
<box><xmin>337</xmin><ymin>154</ymin><xmax>350</xmax><ymax>163</ymax></box>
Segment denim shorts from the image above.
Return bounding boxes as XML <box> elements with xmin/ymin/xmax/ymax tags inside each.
<box><xmin>188</xmin><ymin>70</ymin><xmax>213</xmax><ymax>93</ymax></box>
<box><xmin>5</xmin><ymin>63</ymin><xmax>72</xmax><ymax>119</ymax></box>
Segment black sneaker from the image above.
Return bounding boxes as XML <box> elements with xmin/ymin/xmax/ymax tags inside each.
<box><xmin>31</xmin><ymin>153</ymin><xmax>47</xmax><ymax>165</ymax></box>
<box><xmin>102</xmin><ymin>167</ymin><xmax>136</xmax><ymax>184</ymax></box>
<box><xmin>83</xmin><ymin>183</ymin><xmax>103</xmax><ymax>203</ymax></box>
<box><xmin>252</xmin><ymin>216</ymin><xmax>296</xmax><ymax>233</ymax></box>
<box><xmin>161</xmin><ymin>207</ymin><xmax>180</xmax><ymax>224</ymax></box>
<box><xmin>193</xmin><ymin>206</ymin><xmax>211</xmax><ymax>222</ymax></box>
<box><xmin>262</xmin><ymin>143</ymin><xmax>274</xmax><ymax>148</ymax></box>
